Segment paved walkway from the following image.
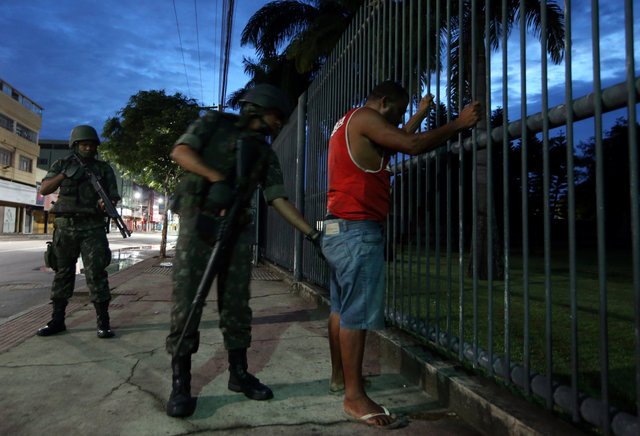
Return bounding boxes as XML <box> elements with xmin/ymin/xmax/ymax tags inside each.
<box><xmin>0</xmin><ymin>252</ymin><xmax>481</xmax><ymax>435</ymax></box>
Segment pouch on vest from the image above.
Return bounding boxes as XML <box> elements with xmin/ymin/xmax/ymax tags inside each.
<box><xmin>44</xmin><ymin>241</ymin><xmax>58</xmax><ymax>271</ymax></box>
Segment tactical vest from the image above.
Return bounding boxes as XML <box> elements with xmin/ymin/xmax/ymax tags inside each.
<box><xmin>51</xmin><ymin>160</ymin><xmax>110</xmax><ymax>215</ymax></box>
<box><xmin>173</xmin><ymin>112</ymin><xmax>267</xmax><ymax>215</ymax></box>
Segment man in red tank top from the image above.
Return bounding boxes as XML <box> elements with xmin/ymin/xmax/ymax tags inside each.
<box><xmin>322</xmin><ymin>81</ymin><xmax>481</xmax><ymax>429</ymax></box>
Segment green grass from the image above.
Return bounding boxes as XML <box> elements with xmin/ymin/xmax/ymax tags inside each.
<box><xmin>385</xmin><ymin>246</ymin><xmax>637</xmax><ymax>414</ymax></box>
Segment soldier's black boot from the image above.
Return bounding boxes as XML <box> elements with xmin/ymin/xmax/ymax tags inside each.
<box><xmin>228</xmin><ymin>348</ymin><xmax>273</xmax><ymax>400</ymax></box>
<box><xmin>94</xmin><ymin>301</ymin><xmax>115</xmax><ymax>338</ymax></box>
<box><xmin>166</xmin><ymin>354</ymin><xmax>197</xmax><ymax>417</ymax></box>
<box><xmin>36</xmin><ymin>298</ymin><xmax>68</xmax><ymax>336</ymax></box>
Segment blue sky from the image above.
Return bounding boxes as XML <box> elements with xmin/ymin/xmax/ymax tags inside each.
<box><xmin>2</xmin><ymin>0</ymin><xmax>638</xmax><ymax>142</ymax></box>
<box><xmin>1</xmin><ymin>0</ymin><xmax>268</xmax><ymax>139</ymax></box>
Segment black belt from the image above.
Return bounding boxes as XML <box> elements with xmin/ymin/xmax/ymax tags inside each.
<box><xmin>324</xmin><ymin>214</ymin><xmax>338</xmax><ymax>220</ymax></box>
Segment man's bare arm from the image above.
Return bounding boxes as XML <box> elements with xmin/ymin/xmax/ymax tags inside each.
<box><xmin>403</xmin><ymin>94</ymin><xmax>433</xmax><ymax>134</ymax></box>
<box><xmin>170</xmin><ymin>144</ymin><xmax>225</xmax><ymax>183</ymax></box>
<box><xmin>352</xmin><ymin>102</ymin><xmax>482</xmax><ymax>156</ymax></box>
<box><xmin>270</xmin><ymin>197</ymin><xmax>314</xmax><ymax>235</ymax></box>
<box><xmin>40</xmin><ymin>173</ymin><xmax>65</xmax><ymax>195</ymax></box>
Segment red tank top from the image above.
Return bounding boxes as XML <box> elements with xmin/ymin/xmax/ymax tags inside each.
<box><xmin>327</xmin><ymin>108</ymin><xmax>391</xmax><ymax>222</ymax></box>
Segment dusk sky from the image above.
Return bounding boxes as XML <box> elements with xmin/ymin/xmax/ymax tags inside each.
<box><xmin>2</xmin><ymin>0</ymin><xmax>639</xmax><ymax>142</ymax></box>
<box><xmin>2</xmin><ymin>0</ymin><xmax>268</xmax><ymax>139</ymax></box>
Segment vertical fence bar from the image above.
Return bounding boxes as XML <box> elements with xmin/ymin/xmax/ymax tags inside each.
<box><xmin>563</xmin><ymin>0</ymin><xmax>579</xmax><ymax>422</ymax></box>
<box><xmin>519</xmin><ymin>0</ymin><xmax>531</xmax><ymax>396</ymax></box>
<box><xmin>416</xmin><ymin>0</ymin><xmax>423</xmax><ymax>329</ymax></box>
<box><xmin>485</xmin><ymin>0</ymin><xmax>494</xmax><ymax>377</ymax></box>
<box><xmin>400</xmin><ymin>0</ymin><xmax>407</xmax><ymax>328</ymax></box>
<box><xmin>367</xmin><ymin>3</ymin><xmax>372</xmax><ymax>100</ymax></box>
<box><xmin>408</xmin><ymin>0</ymin><xmax>415</xmax><ymax>329</ymax></box>
<box><xmin>394</xmin><ymin>0</ymin><xmax>399</xmax><ymax>83</ymax></box>
<box><xmin>445</xmin><ymin>0</ymin><xmax>453</xmax><ymax>352</ymax></box>
<box><xmin>424</xmin><ymin>0</ymin><xmax>432</xmax><ymax>333</ymax></box>
<box><xmin>624</xmin><ymin>0</ymin><xmax>640</xmax><ymax>426</ymax></box>
<box><xmin>471</xmin><ymin>0</ymin><xmax>479</xmax><ymax>369</ymax></box>
<box><xmin>457</xmin><ymin>0</ymin><xmax>465</xmax><ymax>362</ymax></box>
<box><xmin>591</xmin><ymin>0</ymin><xmax>610</xmax><ymax>432</ymax></box>
<box><xmin>391</xmin><ymin>0</ymin><xmax>399</xmax><ymax>321</ymax></box>
<box><xmin>540</xmin><ymin>0</ymin><xmax>553</xmax><ymax>409</ymax></box>
<box><xmin>358</xmin><ymin>7</ymin><xmax>364</xmax><ymax>102</ymax></box>
<box><xmin>501</xmin><ymin>0</ymin><xmax>511</xmax><ymax>382</ymax></box>
<box><xmin>293</xmin><ymin>92</ymin><xmax>307</xmax><ymax>282</ymax></box>
<box><xmin>434</xmin><ymin>0</ymin><xmax>442</xmax><ymax>344</ymax></box>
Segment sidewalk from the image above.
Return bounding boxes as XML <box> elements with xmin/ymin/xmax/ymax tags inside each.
<box><xmin>0</xmin><ymin>252</ymin><xmax>481</xmax><ymax>436</ymax></box>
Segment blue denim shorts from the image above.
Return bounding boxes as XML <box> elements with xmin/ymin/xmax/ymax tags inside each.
<box><xmin>321</xmin><ymin>219</ymin><xmax>385</xmax><ymax>330</ymax></box>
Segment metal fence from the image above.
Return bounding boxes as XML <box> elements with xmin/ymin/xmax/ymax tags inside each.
<box><xmin>260</xmin><ymin>0</ymin><xmax>639</xmax><ymax>434</ymax></box>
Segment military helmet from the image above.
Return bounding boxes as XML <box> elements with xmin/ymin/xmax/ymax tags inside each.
<box><xmin>69</xmin><ymin>125</ymin><xmax>100</xmax><ymax>148</ymax></box>
<box><xmin>239</xmin><ymin>84</ymin><xmax>292</xmax><ymax>120</ymax></box>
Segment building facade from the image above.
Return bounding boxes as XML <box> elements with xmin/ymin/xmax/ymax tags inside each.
<box><xmin>0</xmin><ymin>79</ymin><xmax>42</xmax><ymax>234</ymax></box>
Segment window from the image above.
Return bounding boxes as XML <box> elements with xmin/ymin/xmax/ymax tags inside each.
<box><xmin>38</xmin><ymin>158</ymin><xmax>49</xmax><ymax>166</ymax></box>
<box><xmin>19</xmin><ymin>155</ymin><xmax>32</xmax><ymax>172</ymax></box>
<box><xmin>0</xmin><ymin>113</ymin><xmax>13</xmax><ymax>132</ymax></box>
<box><xmin>16</xmin><ymin>123</ymin><xmax>37</xmax><ymax>143</ymax></box>
<box><xmin>0</xmin><ymin>148</ymin><xmax>12</xmax><ymax>167</ymax></box>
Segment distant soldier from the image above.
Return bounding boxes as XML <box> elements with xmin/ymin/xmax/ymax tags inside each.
<box><xmin>37</xmin><ymin>125</ymin><xmax>120</xmax><ymax>339</ymax></box>
<box><xmin>165</xmin><ymin>84</ymin><xmax>321</xmax><ymax>418</ymax></box>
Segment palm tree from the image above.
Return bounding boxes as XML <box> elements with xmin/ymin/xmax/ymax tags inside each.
<box><xmin>226</xmin><ymin>53</ymin><xmax>314</xmax><ymax>110</ymax></box>
<box><xmin>240</xmin><ymin>0</ymin><xmax>364</xmax><ymax>74</ymax></box>
<box><xmin>239</xmin><ymin>0</ymin><xmax>565</xmax><ymax>280</ymax></box>
<box><xmin>452</xmin><ymin>0</ymin><xmax>565</xmax><ymax>279</ymax></box>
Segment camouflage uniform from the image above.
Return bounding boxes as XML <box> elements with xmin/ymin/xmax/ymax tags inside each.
<box><xmin>165</xmin><ymin>111</ymin><xmax>287</xmax><ymax>357</ymax></box>
<box><xmin>46</xmin><ymin>158</ymin><xmax>120</xmax><ymax>302</ymax></box>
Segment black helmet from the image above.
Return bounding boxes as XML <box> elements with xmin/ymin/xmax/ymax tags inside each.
<box><xmin>69</xmin><ymin>125</ymin><xmax>100</xmax><ymax>148</ymax></box>
<box><xmin>239</xmin><ymin>84</ymin><xmax>292</xmax><ymax>120</ymax></box>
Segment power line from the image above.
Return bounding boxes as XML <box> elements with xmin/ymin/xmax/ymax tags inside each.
<box><xmin>172</xmin><ymin>0</ymin><xmax>192</xmax><ymax>98</ymax></box>
<box><xmin>213</xmin><ymin>0</ymin><xmax>219</xmax><ymax>106</ymax></box>
<box><xmin>218</xmin><ymin>0</ymin><xmax>235</xmax><ymax>110</ymax></box>
<box><xmin>194</xmin><ymin>0</ymin><xmax>204</xmax><ymax>104</ymax></box>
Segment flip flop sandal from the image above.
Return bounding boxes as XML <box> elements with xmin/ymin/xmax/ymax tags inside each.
<box><xmin>344</xmin><ymin>405</ymin><xmax>408</xmax><ymax>430</ymax></box>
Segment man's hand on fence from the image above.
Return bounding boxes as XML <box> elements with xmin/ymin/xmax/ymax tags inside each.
<box><xmin>418</xmin><ymin>93</ymin><xmax>434</xmax><ymax>115</ymax></box>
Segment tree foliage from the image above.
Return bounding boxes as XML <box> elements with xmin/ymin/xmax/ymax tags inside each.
<box><xmin>100</xmin><ymin>90</ymin><xmax>200</xmax><ymax>194</ymax></box>
<box><xmin>232</xmin><ymin>0</ymin><xmax>363</xmax><ymax>108</ymax></box>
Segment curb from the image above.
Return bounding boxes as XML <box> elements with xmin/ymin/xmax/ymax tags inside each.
<box><xmin>263</xmin><ymin>261</ymin><xmax>582</xmax><ymax>436</ymax></box>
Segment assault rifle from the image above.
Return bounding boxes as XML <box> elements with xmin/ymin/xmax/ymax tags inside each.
<box><xmin>70</xmin><ymin>153</ymin><xmax>132</xmax><ymax>238</ymax></box>
<box><xmin>175</xmin><ymin>138</ymin><xmax>268</xmax><ymax>354</ymax></box>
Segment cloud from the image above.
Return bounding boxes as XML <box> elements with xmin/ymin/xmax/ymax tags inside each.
<box><xmin>1</xmin><ymin>0</ymin><xmax>265</xmax><ymax>139</ymax></box>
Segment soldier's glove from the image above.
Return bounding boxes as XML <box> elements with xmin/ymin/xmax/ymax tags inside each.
<box><xmin>62</xmin><ymin>159</ymin><xmax>85</xmax><ymax>179</ymax></box>
<box><xmin>204</xmin><ymin>181</ymin><xmax>234</xmax><ymax>212</ymax></box>
<box><xmin>305</xmin><ymin>229</ymin><xmax>325</xmax><ymax>260</ymax></box>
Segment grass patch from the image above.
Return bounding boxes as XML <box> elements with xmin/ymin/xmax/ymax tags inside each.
<box><xmin>385</xmin><ymin>246</ymin><xmax>637</xmax><ymax>414</ymax></box>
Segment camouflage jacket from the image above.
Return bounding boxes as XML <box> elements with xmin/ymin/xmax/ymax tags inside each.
<box><xmin>172</xmin><ymin>111</ymin><xmax>288</xmax><ymax>215</ymax></box>
<box><xmin>46</xmin><ymin>156</ymin><xmax>121</xmax><ymax>216</ymax></box>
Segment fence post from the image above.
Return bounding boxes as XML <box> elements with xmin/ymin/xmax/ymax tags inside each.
<box><xmin>293</xmin><ymin>91</ymin><xmax>308</xmax><ymax>281</ymax></box>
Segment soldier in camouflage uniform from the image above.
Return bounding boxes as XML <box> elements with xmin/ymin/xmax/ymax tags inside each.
<box><xmin>165</xmin><ymin>84</ymin><xmax>321</xmax><ymax>418</ymax></box>
<box><xmin>37</xmin><ymin>125</ymin><xmax>120</xmax><ymax>339</ymax></box>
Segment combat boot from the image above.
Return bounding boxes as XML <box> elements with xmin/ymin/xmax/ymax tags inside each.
<box><xmin>166</xmin><ymin>354</ymin><xmax>197</xmax><ymax>417</ymax></box>
<box><xmin>228</xmin><ymin>348</ymin><xmax>273</xmax><ymax>400</ymax></box>
<box><xmin>94</xmin><ymin>300</ymin><xmax>115</xmax><ymax>338</ymax></box>
<box><xmin>36</xmin><ymin>298</ymin><xmax>68</xmax><ymax>336</ymax></box>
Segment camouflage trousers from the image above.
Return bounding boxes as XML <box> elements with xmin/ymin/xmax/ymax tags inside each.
<box><xmin>166</xmin><ymin>211</ymin><xmax>253</xmax><ymax>357</ymax></box>
<box><xmin>50</xmin><ymin>216</ymin><xmax>112</xmax><ymax>303</ymax></box>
